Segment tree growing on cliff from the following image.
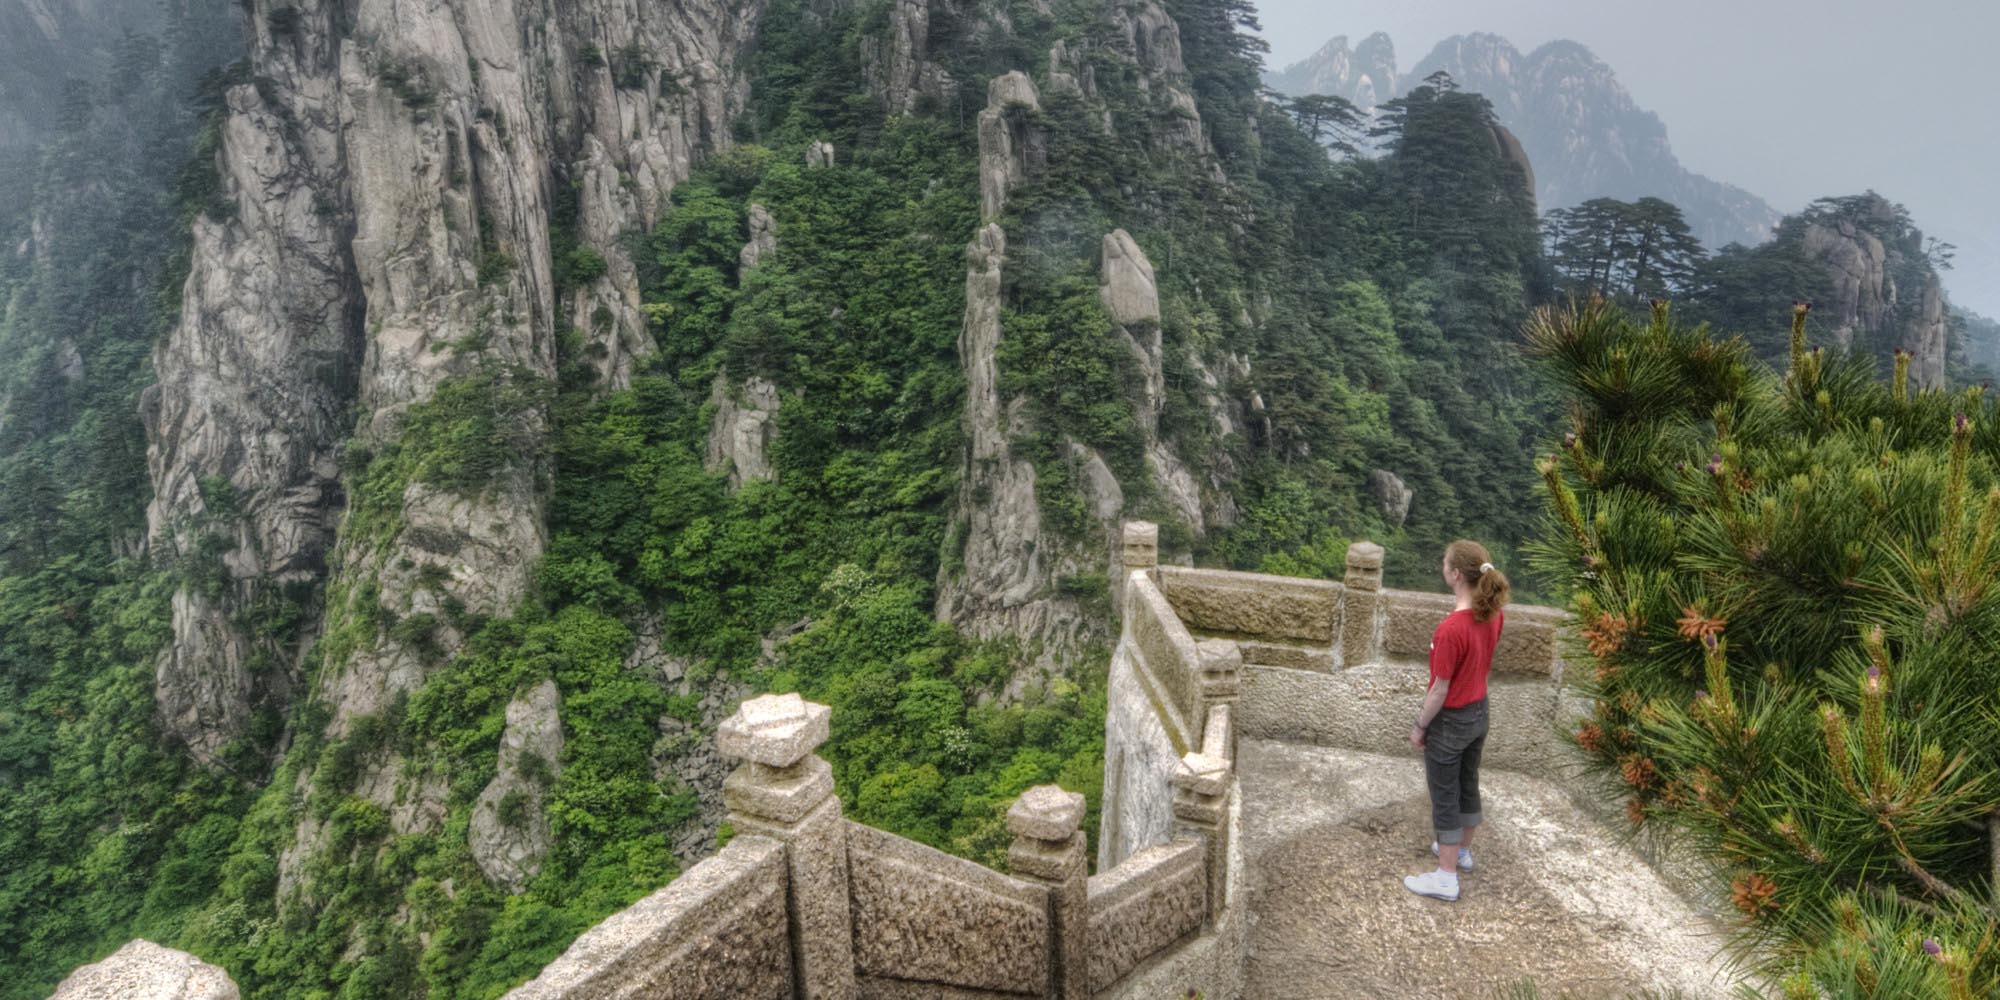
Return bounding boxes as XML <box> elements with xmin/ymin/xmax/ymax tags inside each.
<box><xmin>1543</xmin><ymin>196</ymin><xmax>1707</xmax><ymax>300</ymax></box>
<box><xmin>1530</xmin><ymin>298</ymin><xmax>2000</xmax><ymax>998</ymax></box>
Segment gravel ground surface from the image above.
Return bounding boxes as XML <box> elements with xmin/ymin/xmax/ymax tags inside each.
<box><xmin>1237</xmin><ymin>738</ymin><xmax>1752</xmax><ymax>999</ymax></box>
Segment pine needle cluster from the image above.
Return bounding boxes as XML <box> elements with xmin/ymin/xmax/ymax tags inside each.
<box><xmin>1528</xmin><ymin>298</ymin><xmax>2000</xmax><ymax>997</ymax></box>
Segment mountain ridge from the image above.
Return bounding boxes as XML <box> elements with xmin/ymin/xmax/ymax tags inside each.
<box><xmin>1266</xmin><ymin>30</ymin><xmax>1781</xmax><ymax>250</ymax></box>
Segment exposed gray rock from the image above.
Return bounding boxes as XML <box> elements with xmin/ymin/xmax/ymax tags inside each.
<box><xmin>55</xmin><ymin>338</ymin><xmax>83</xmax><ymax>382</ymax></box>
<box><xmin>471</xmin><ymin>680</ymin><xmax>564</xmax><ymax>892</ymax></box>
<box><xmin>139</xmin><ymin>0</ymin><xmax>768</xmax><ymax>918</ymax></box>
<box><xmin>976</xmin><ymin>72</ymin><xmax>1042</xmax><ymax>223</ymax></box>
<box><xmin>1046</xmin><ymin>41</ymin><xmax>1095</xmax><ymax>99</ymax></box>
<box><xmin>1800</xmin><ymin>201</ymin><xmax>1948</xmax><ymax>387</ymax></box>
<box><xmin>807</xmin><ymin>139</ymin><xmax>835</xmax><ymax>168</ymax></box>
<box><xmin>937</xmin><ymin>224</ymin><xmax>1049</xmax><ymax>630</ymax></box>
<box><xmin>1803</xmin><ymin>220</ymin><xmax>1889</xmax><ymax>352</ymax></box>
<box><xmin>145</xmin><ymin>59</ymin><xmax>358</xmax><ymax>763</ymax></box>
<box><xmin>705</xmin><ymin>374</ymin><xmax>782</xmax><ymax>489</ymax></box>
<box><xmin>1263</xmin><ymin>32</ymin><xmax>1398</xmax><ymax>109</ymax></box>
<box><xmin>1489</xmin><ymin>123</ymin><xmax>1536</xmax><ymax>212</ymax></box>
<box><xmin>1099</xmin><ymin>229</ymin><xmax>1160</xmax><ymax>328</ymax></box>
<box><xmin>1367</xmin><ymin>469</ymin><xmax>1414</xmax><ymax>529</ymax></box>
<box><xmin>1067</xmin><ymin>440</ymin><xmax>1126</xmax><ymax>527</ymax></box>
<box><xmin>49</xmin><ymin>940</ymin><xmax>238</xmax><ymax>1000</ymax></box>
<box><xmin>862</xmin><ymin>0</ymin><xmax>952</xmax><ymax>113</ymax></box>
<box><xmin>1148</xmin><ymin>444</ymin><xmax>1205</xmax><ymax>537</ymax></box>
<box><xmin>1272</xmin><ymin>32</ymin><xmax>1779</xmax><ymax>249</ymax></box>
<box><xmin>739</xmin><ymin>203</ymin><xmax>777</xmax><ymax>273</ymax></box>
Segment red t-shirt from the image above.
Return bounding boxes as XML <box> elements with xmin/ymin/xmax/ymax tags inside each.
<box><xmin>1429</xmin><ymin>608</ymin><xmax>1503</xmax><ymax>708</ymax></box>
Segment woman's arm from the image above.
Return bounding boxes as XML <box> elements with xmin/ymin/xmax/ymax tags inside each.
<box><xmin>1410</xmin><ymin>681</ymin><xmax>1448</xmax><ymax>749</ymax></box>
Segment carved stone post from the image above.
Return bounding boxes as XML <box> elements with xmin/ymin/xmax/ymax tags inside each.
<box><xmin>1008</xmin><ymin>785</ymin><xmax>1089</xmax><ymax>1000</ymax></box>
<box><xmin>1174</xmin><ymin>711</ymin><xmax>1234</xmax><ymax>926</ymax></box>
<box><xmin>1122</xmin><ymin>520</ymin><xmax>1159</xmax><ymax>576</ymax></box>
<box><xmin>1117</xmin><ymin>520</ymin><xmax>1160</xmax><ymax>618</ymax></box>
<box><xmin>1195</xmin><ymin>638</ymin><xmax>1241</xmax><ymax>758</ymax></box>
<box><xmin>1341</xmin><ymin>541</ymin><xmax>1385</xmax><ymax>668</ymax></box>
<box><xmin>721</xmin><ymin>693</ymin><xmax>855</xmax><ymax>1000</ymax></box>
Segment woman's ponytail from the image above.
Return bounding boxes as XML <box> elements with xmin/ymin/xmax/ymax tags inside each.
<box><xmin>1446</xmin><ymin>540</ymin><xmax>1511</xmax><ymax>622</ymax></box>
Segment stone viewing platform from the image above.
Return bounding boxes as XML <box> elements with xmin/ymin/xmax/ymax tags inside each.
<box><xmin>61</xmin><ymin>523</ymin><xmax>1746</xmax><ymax>999</ymax></box>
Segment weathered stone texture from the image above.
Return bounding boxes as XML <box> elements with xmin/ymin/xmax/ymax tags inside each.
<box><xmin>976</xmin><ymin>72</ymin><xmax>1041</xmax><ymax>223</ymax></box>
<box><xmin>1127</xmin><ymin>573</ymin><xmax>1201</xmax><ymax>743</ymax></box>
<box><xmin>1238</xmin><ymin>663</ymin><xmax>1568</xmax><ymax>773</ymax></box>
<box><xmin>1367</xmin><ymin>468</ymin><xmax>1414</xmax><ymax>528</ymax></box>
<box><xmin>1377</xmin><ymin>590</ymin><xmax>1562</xmax><ymax>677</ymax></box>
<box><xmin>469</xmin><ymin>679</ymin><xmax>563</xmax><ymax>892</ymax></box>
<box><xmin>1234</xmin><ymin>639</ymin><xmax>1334</xmax><ymax>673</ymax></box>
<box><xmin>1099</xmin><ymin>229</ymin><xmax>1160</xmax><ymax>328</ymax></box>
<box><xmin>845</xmin><ymin>823</ymin><xmax>1049</xmax><ymax>995</ymax></box>
<box><xmin>739</xmin><ymin>203</ymin><xmax>778</xmax><ymax>272</ymax></box>
<box><xmin>719</xmin><ymin>692</ymin><xmax>831</xmax><ymax>768</ymax></box>
<box><xmin>1379</xmin><ymin>589</ymin><xmax>1457</xmax><ymax>660</ymax></box>
<box><xmin>1099</xmin><ymin>640</ymin><xmax>1181</xmax><ymax>871</ymax></box>
<box><xmin>500</xmin><ymin>836</ymin><xmax>790</xmax><ymax>1000</ymax></box>
<box><xmin>1006</xmin><ymin>785</ymin><xmax>1085</xmax><ymax>842</ymax></box>
<box><xmin>734</xmin><ymin>797</ymin><xmax>855</xmax><ymax>1000</ymax></box>
<box><xmin>706</xmin><ymin>374</ymin><xmax>783</xmax><ymax>490</ymax></box>
<box><xmin>1086</xmin><ymin>839</ymin><xmax>1206</xmax><ymax>994</ymax></box>
<box><xmin>51</xmin><ymin>940</ymin><xmax>239</xmax><ymax>1000</ymax></box>
<box><xmin>1158</xmin><ymin>566</ymin><xmax>1339</xmax><ymax>642</ymax></box>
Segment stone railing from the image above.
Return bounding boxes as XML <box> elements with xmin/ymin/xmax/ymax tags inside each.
<box><xmin>495</xmin><ymin>686</ymin><xmax>1234</xmax><ymax>1000</ymax></box>
<box><xmin>1113</xmin><ymin>524</ymin><xmax>1582</xmax><ymax>777</ymax></box>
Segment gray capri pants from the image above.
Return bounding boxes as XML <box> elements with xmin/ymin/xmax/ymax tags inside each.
<box><xmin>1424</xmin><ymin>698</ymin><xmax>1488</xmax><ymax>845</ymax></box>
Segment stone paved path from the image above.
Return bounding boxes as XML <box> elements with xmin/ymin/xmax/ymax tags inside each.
<box><xmin>1237</xmin><ymin>739</ymin><xmax>1750</xmax><ymax>999</ymax></box>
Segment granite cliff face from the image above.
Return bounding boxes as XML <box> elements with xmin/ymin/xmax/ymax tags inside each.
<box><xmin>1268</xmin><ymin>31</ymin><xmax>1780</xmax><ymax>250</ymax></box>
<box><xmin>1796</xmin><ymin>193</ymin><xmax>1949</xmax><ymax>387</ymax></box>
<box><xmin>141</xmin><ymin>0</ymin><xmax>764</xmax><ymax>881</ymax></box>
<box><xmin>934</xmin><ymin>2</ymin><xmax>1235</xmax><ymax>672</ymax></box>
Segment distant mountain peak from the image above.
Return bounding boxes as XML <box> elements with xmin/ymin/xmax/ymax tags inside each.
<box><xmin>1266</xmin><ymin>29</ymin><xmax>1779</xmax><ymax>249</ymax></box>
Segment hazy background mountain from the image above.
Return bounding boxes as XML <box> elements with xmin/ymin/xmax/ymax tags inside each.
<box><xmin>1266</xmin><ymin>31</ymin><xmax>1781</xmax><ymax>251</ymax></box>
<box><xmin>1252</xmin><ymin>0</ymin><xmax>2000</xmax><ymax>321</ymax></box>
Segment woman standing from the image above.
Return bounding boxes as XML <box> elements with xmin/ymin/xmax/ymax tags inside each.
<box><xmin>1403</xmin><ymin>540</ymin><xmax>1510</xmax><ymax>903</ymax></box>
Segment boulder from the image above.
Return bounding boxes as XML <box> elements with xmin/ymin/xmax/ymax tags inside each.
<box><xmin>1368</xmin><ymin>469</ymin><xmax>1413</xmax><ymax>528</ymax></box>
<box><xmin>50</xmin><ymin>940</ymin><xmax>238</xmax><ymax>1000</ymax></box>
<box><xmin>1099</xmin><ymin>229</ymin><xmax>1160</xmax><ymax>328</ymax></box>
<box><xmin>470</xmin><ymin>680</ymin><xmax>564</xmax><ymax>892</ymax></box>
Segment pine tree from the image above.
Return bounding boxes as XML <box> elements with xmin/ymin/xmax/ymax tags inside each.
<box><xmin>1530</xmin><ymin>298</ymin><xmax>2000</xmax><ymax>998</ymax></box>
<box><xmin>1279</xmin><ymin>92</ymin><xmax>1366</xmax><ymax>157</ymax></box>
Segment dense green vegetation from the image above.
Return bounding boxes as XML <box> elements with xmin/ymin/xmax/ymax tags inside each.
<box><xmin>1543</xmin><ymin>190</ymin><xmax>1960</xmax><ymax>379</ymax></box>
<box><xmin>0</xmin><ymin>0</ymin><xmax>1563</xmax><ymax>989</ymax></box>
<box><xmin>0</xmin><ymin>10</ymin><xmax>252</xmax><ymax>994</ymax></box>
<box><xmin>12</xmin><ymin>0</ymin><xmax>1973</xmax><ymax>997</ymax></box>
<box><xmin>1533</xmin><ymin>299</ymin><xmax>2000</xmax><ymax>997</ymax></box>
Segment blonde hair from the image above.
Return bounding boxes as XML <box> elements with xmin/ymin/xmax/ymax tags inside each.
<box><xmin>1446</xmin><ymin>539</ymin><xmax>1510</xmax><ymax>622</ymax></box>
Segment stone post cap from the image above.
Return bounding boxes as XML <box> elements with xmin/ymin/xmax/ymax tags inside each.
<box><xmin>1006</xmin><ymin>784</ymin><xmax>1085</xmax><ymax>841</ymax></box>
<box><xmin>1344</xmin><ymin>541</ymin><xmax>1384</xmax><ymax>570</ymax></box>
<box><xmin>1173</xmin><ymin>752</ymin><xmax>1231</xmax><ymax>798</ymax></box>
<box><xmin>718</xmin><ymin>692</ymin><xmax>830</xmax><ymax>768</ymax></box>
<box><xmin>1122</xmin><ymin>521</ymin><xmax>1158</xmax><ymax>550</ymax></box>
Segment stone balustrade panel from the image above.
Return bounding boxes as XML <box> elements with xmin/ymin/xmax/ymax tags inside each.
<box><xmin>1127</xmin><ymin>572</ymin><xmax>1202</xmax><ymax>748</ymax></box>
<box><xmin>500</xmin><ymin>836</ymin><xmax>791</xmax><ymax>1000</ymax></box>
<box><xmin>845</xmin><ymin>822</ymin><xmax>1050</xmax><ymax>997</ymax></box>
<box><xmin>1157</xmin><ymin>566</ymin><xmax>1341</xmax><ymax>643</ymax></box>
<box><xmin>1085</xmin><ymin>839</ymin><xmax>1208</xmax><ymax>994</ymax></box>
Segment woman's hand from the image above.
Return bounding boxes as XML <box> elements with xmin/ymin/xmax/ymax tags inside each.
<box><xmin>1409</xmin><ymin>724</ymin><xmax>1426</xmax><ymax>750</ymax></box>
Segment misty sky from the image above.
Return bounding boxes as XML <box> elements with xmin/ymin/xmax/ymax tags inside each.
<box><xmin>1253</xmin><ymin>0</ymin><xmax>2000</xmax><ymax>318</ymax></box>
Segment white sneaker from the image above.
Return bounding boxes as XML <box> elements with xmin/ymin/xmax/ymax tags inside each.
<box><xmin>1432</xmin><ymin>841</ymin><xmax>1475</xmax><ymax>872</ymax></box>
<box><xmin>1403</xmin><ymin>869</ymin><xmax>1460</xmax><ymax>902</ymax></box>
